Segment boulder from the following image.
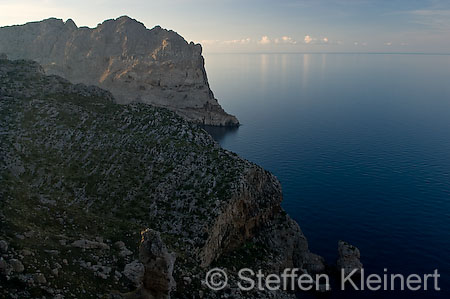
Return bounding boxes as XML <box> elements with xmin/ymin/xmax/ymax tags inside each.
<box><xmin>337</xmin><ymin>240</ymin><xmax>363</xmax><ymax>276</ymax></box>
<box><xmin>33</xmin><ymin>273</ymin><xmax>47</xmax><ymax>284</ymax></box>
<box><xmin>9</xmin><ymin>259</ymin><xmax>24</xmax><ymax>273</ymax></box>
<box><xmin>115</xmin><ymin>241</ymin><xmax>133</xmax><ymax>257</ymax></box>
<box><xmin>0</xmin><ymin>240</ymin><xmax>7</xmax><ymax>253</ymax></box>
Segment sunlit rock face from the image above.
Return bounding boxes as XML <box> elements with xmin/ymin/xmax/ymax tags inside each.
<box><xmin>0</xmin><ymin>16</ymin><xmax>239</xmax><ymax>126</ymax></box>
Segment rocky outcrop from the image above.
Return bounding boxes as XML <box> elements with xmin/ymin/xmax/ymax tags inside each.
<box><xmin>199</xmin><ymin>166</ymin><xmax>283</xmax><ymax>267</ymax></box>
<box><xmin>0</xmin><ymin>16</ymin><xmax>239</xmax><ymax>126</ymax></box>
<box><xmin>130</xmin><ymin>229</ymin><xmax>176</xmax><ymax>299</ymax></box>
<box><xmin>0</xmin><ymin>59</ymin><xmax>321</xmax><ymax>298</ymax></box>
<box><xmin>337</xmin><ymin>240</ymin><xmax>363</xmax><ymax>275</ymax></box>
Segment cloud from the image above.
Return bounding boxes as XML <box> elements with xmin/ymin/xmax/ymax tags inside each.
<box><xmin>223</xmin><ymin>38</ymin><xmax>251</xmax><ymax>45</ymax></box>
<box><xmin>274</xmin><ymin>36</ymin><xmax>297</xmax><ymax>44</ymax></box>
<box><xmin>304</xmin><ymin>35</ymin><xmax>332</xmax><ymax>45</ymax></box>
<box><xmin>199</xmin><ymin>38</ymin><xmax>252</xmax><ymax>46</ymax></box>
<box><xmin>201</xmin><ymin>35</ymin><xmax>336</xmax><ymax>49</ymax></box>
<box><xmin>304</xmin><ymin>35</ymin><xmax>313</xmax><ymax>44</ymax></box>
<box><xmin>384</xmin><ymin>42</ymin><xmax>392</xmax><ymax>46</ymax></box>
<box><xmin>258</xmin><ymin>35</ymin><xmax>271</xmax><ymax>45</ymax></box>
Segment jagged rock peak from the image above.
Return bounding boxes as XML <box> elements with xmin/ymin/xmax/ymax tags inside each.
<box><xmin>64</xmin><ymin>18</ymin><xmax>77</xmax><ymax>30</ymax></box>
<box><xmin>0</xmin><ymin>16</ymin><xmax>239</xmax><ymax>126</ymax></box>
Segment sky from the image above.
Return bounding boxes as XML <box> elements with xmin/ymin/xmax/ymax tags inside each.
<box><xmin>0</xmin><ymin>0</ymin><xmax>449</xmax><ymax>53</ymax></box>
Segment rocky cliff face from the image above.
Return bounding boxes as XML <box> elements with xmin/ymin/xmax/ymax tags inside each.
<box><xmin>0</xmin><ymin>59</ymin><xmax>322</xmax><ymax>298</ymax></box>
<box><xmin>0</xmin><ymin>16</ymin><xmax>239</xmax><ymax>126</ymax></box>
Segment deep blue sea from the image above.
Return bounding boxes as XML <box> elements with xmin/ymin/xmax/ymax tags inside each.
<box><xmin>203</xmin><ymin>53</ymin><xmax>450</xmax><ymax>298</ymax></box>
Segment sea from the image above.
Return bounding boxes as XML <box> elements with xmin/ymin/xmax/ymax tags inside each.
<box><xmin>203</xmin><ymin>53</ymin><xmax>450</xmax><ymax>298</ymax></box>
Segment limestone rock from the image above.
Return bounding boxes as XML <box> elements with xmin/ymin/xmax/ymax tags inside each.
<box><xmin>0</xmin><ymin>258</ymin><xmax>12</xmax><ymax>276</ymax></box>
<box><xmin>33</xmin><ymin>273</ymin><xmax>47</xmax><ymax>284</ymax></box>
<box><xmin>0</xmin><ymin>16</ymin><xmax>239</xmax><ymax>126</ymax></box>
<box><xmin>123</xmin><ymin>261</ymin><xmax>145</xmax><ymax>287</ymax></box>
<box><xmin>52</xmin><ymin>268</ymin><xmax>59</xmax><ymax>276</ymax></box>
<box><xmin>257</xmin><ymin>212</ymin><xmax>326</xmax><ymax>275</ymax></box>
<box><xmin>114</xmin><ymin>241</ymin><xmax>126</xmax><ymax>249</ymax></box>
<box><xmin>337</xmin><ymin>240</ymin><xmax>363</xmax><ymax>275</ymax></box>
<box><xmin>9</xmin><ymin>259</ymin><xmax>24</xmax><ymax>273</ymax></box>
<box><xmin>20</xmin><ymin>249</ymin><xmax>33</xmax><ymax>256</ymax></box>
<box><xmin>71</xmin><ymin>239</ymin><xmax>110</xmax><ymax>250</ymax></box>
<box><xmin>139</xmin><ymin>229</ymin><xmax>176</xmax><ymax>297</ymax></box>
<box><xmin>91</xmin><ymin>265</ymin><xmax>112</xmax><ymax>279</ymax></box>
<box><xmin>199</xmin><ymin>166</ymin><xmax>285</xmax><ymax>267</ymax></box>
<box><xmin>0</xmin><ymin>240</ymin><xmax>7</xmax><ymax>253</ymax></box>
<box><xmin>119</xmin><ymin>248</ymin><xmax>133</xmax><ymax>257</ymax></box>
<box><xmin>303</xmin><ymin>252</ymin><xmax>326</xmax><ymax>274</ymax></box>
<box><xmin>115</xmin><ymin>241</ymin><xmax>133</xmax><ymax>257</ymax></box>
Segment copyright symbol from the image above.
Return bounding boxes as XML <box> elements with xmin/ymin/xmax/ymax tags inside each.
<box><xmin>205</xmin><ymin>268</ymin><xmax>228</xmax><ymax>291</ymax></box>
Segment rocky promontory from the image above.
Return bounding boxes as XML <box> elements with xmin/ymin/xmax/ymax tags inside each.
<box><xmin>0</xmin><ymin>58</ymin><xmax>323</xmax><ymax>298</ymax></box>
<box><xmin>0</xmin><ymin>16</ymin><xmax>239</xmax><ymax>126</ymax></box>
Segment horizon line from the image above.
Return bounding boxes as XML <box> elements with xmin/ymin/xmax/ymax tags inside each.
<box><xmin>204</xmin><ymin>51</ymin><xmax>450</xmax><ymax>56</ymax></box>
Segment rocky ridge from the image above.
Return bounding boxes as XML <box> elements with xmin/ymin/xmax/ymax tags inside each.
<box><xmin>0</xmin><ymin>16</ymin><xmax>239</xmax><ymax>126</ymax></box>
<box><xmin>0</xmin><ymin>58</ymin><xmax>324</xmax><ymax>298</ymax></box>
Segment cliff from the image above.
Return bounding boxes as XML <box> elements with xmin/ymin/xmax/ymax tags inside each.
<box><xmin>0</xmin><ymin>59</ymin><xmax>323</xmax><ymax>298</ymax></box>
<box><xmin>0</xmin><ymin>16</ymin><xmax>239</xmax><ymax>126</ymax></box>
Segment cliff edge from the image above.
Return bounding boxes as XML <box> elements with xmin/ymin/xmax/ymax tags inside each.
<box><xmin>0</xmin><ymin>16</ymin><xmax>239</xmax><ymax>126</ymax></box>
<box><xmin>0</xmin><ymin>59</ymin><xmax>322</xmax><ymax>298</ymax></box>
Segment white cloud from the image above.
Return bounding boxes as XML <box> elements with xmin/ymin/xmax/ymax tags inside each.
<box><xmin>201</xmin><ymin>35</ymin><xmax>336</xmax><ymax>49</ymax></box>
<box><xmin>223</xmin><ymin>38</ymin><xmax>251</xmax><ymax>45</ymax></box>
<box><xmin>274</xmin><ymin>36</ymin><xmax>297</xmax><ymax>44</ymax></box>
<box><xmin>384</xmin><ymin>42</ymin><xmax>392</xmax><ymax>46</ymax></box>
<box><xmin>258</xmin><ymin>36</ymin><xmax>271</xmax><ymax>45</ymax></box>
<box><xmin>304</xmin><ymin>35</ymin><xmax>313</xmax><ymax>44</ymax></box>
<box><xmin>304</xmin><ymin>35</ymin><xmax>333</xmax><ymax>45</ymax></box>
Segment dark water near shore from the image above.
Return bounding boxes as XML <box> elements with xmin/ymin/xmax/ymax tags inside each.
<box><xmin>203</xmin><ymin>53</ymin><xmax>450</xmax><ymax>298</ymax></box>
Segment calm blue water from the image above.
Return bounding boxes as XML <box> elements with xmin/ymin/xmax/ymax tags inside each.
<box><xmin>203</xmin><ymin>53</ymin><xmax>450</xmax><ymax>298</ymax></box>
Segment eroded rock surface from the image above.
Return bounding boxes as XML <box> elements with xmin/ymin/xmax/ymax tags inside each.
<box><xmin>126</xmin><ymin>229</ymin><xmax>176</xmax><ymax>299</ymax></box>
<box><xmin>337</xmin><ymin>240</ymin><xmax>363</xmax><ymax>275</ymax></box>
<box><xmin>0</xmin><ymin>16</ymin><xmax>239</xmax><ymax>126</ymax></box>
